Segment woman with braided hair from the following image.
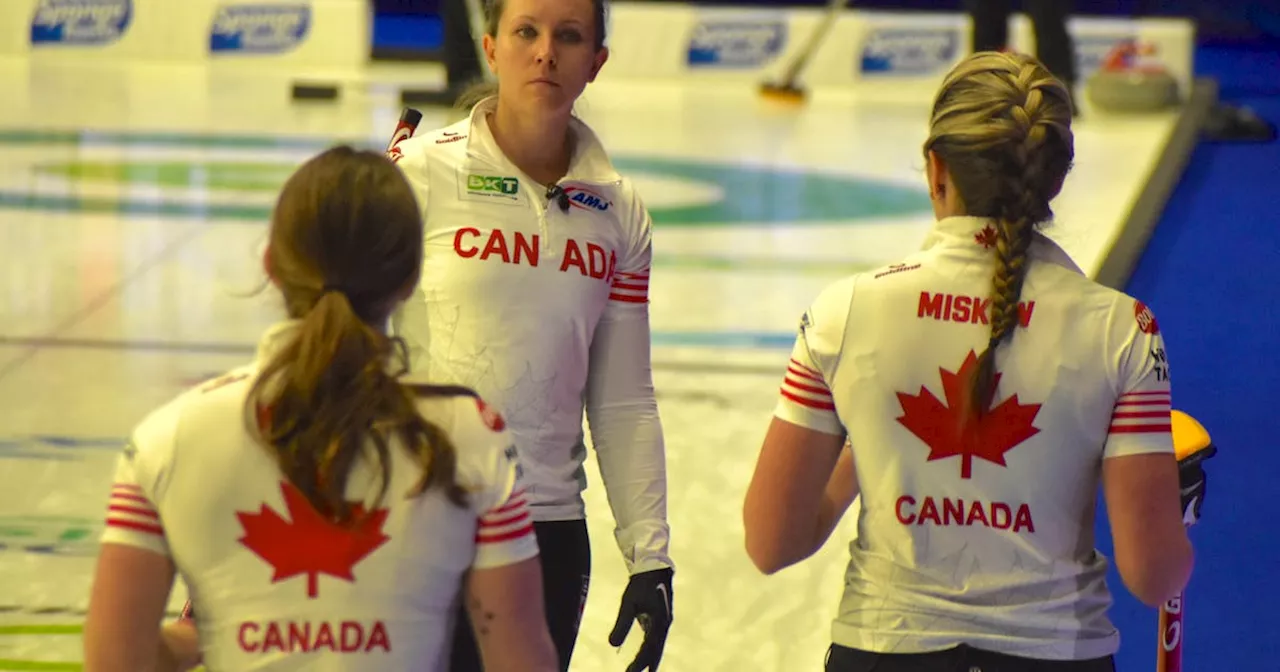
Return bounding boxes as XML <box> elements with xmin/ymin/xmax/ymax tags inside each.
<box><xmin>744</xmin><ymin>51</ymin><xmax>1197</xmax><ymax>672</ymax></box>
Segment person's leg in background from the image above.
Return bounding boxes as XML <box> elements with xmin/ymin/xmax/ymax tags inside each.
<box><xmin>1025</xmin><ymin>0</ymin><xmax>1079</xmax><ymax>107</ymax></box>
<box><xmin>965</xmin><ymin>0</ymin><xmax>1013</xmax><ymax>54</ymax></box>
<box><xmin>533</xmin><ymin>520</ymin><xmax>592</xmax><ymax>671</ymax></box>
<box><xmin>447</xmin><ymin>520</ymin><xmax>591</xmax><ymax>672</ymax></box>
<box><xmin>439</xmin><ymin>0</ymin><xmax>484</xmax><ymax>103</ymax></box>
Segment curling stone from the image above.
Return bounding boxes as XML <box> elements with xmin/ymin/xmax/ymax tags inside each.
<box><xmin>1086</xmin><ymin>68</ymin><xmax>1179</xmax><ymax>113</ymax></box>
<box><xmin>1085</xmin><ymin>40</ymin><xmax>1180</xmax><ymax>114</ymax></box>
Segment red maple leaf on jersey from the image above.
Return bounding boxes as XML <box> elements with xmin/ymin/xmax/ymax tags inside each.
<box><xmin>975</xmin><ymin>225</ymin><xmax>998</xmax><ymax>249</ymax></box>
<box><xmin>895</xmin><ymin>351</ymin><xmax>1042</xmax><ymax>479</ymax></box>
<box><xmin>237</xmin><ymin>482</ymin><xmax>390</xmax><ymax>598</ymax></box>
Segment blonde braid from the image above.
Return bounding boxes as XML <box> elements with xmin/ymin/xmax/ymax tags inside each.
<box><xmin>924</xmin><ymin>55</ymin><xmax>1075</xmax><ymax>419</ymax></box>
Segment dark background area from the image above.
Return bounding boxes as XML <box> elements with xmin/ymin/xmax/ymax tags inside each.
<box><xmin>367</xmin><ymin>0</ymin><xmax>1280</xmax><ymax>58</ymax></box>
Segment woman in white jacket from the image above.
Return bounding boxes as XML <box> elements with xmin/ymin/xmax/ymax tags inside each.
<box><xmin>387</xmin><ymin>1</ymin><xmax>674</xmax><ymax>671</ymax></box>
<box><xmin>82</xmin><ymin>146</ymin><xmax>557</xmax><ymax>671</ymax></box>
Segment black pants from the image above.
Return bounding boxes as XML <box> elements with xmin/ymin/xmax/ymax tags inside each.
<box><xmin>965</xmin><ymin>0</ymin><xmax>1078</xmax><ymax>87</ymax></box>
<box><xmin>440</xmin><ymin>0</ymin><xmax>484</xmax><ymax>90</ymax></box>
<box><xmin>827</xmin><ymin>643</ymin><xmax>1115</xmax><ymax>672</ymax></box>
<box><xmin>450</xmin><ymin>520</ymin><xmax>591</xmax><ymax>672</ymax></box>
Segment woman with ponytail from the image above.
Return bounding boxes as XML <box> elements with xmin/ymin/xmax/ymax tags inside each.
<box><xmin>745</xmin><ymin>52</ymin><xmax>1199</xmax><ymax>671</ymax></box>
<box><xmin>82</xmin><ymin>146</ymin><xmax>557</xmax><ymax>671</ymax></box>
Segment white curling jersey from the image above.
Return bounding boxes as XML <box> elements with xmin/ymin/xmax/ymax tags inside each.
<box><xmin>387</xmin><ymin>96</ymin><xmax>672</xmax><ymax>574</ymax></box>
<box><xmin>97</xmin><ymin>321</ymin><xmax>539</xmax><ymax>670</ymax></box>
<box><xmin>775</xmin><ymin>216</ymin><xmax>1175</xmax><ymax>660</ymax></box>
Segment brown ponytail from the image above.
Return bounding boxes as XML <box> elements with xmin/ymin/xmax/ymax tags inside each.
<box><xmin>922</xmin><ymin>52</ymin><xmax>1075</xmax><ymax>418</ymax></box>
<box><xmin>249</xmin><ymin>145</ymin><xmax>467</xmax><ymax>525</ymax></box>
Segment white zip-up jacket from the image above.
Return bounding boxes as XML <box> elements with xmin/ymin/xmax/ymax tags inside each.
<box><xmin>776</xmin><ymin>216</ymin><xmax>1174</xmax><ymax>659</ymax></box>
<box><xmin>99</xmin><ymin>321</ymin><xmax>539</xmax><ymax>669</ymax></box>
<box><xmin>389</xmin><ymin>97</ymin><xmax>671</xmax><ymax>574</ymax></box>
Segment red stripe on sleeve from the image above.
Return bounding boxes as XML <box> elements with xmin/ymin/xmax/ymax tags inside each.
<box><xmin>782</xmin><ymin>376</ymin><xmax>831</xmax><ymax>398</ymax></box>
<box><xmin>106</xmin><ymin>519</ymin><xmax>165</xmax><ymax>537</ymax></box>
<box><xmin>1108</xmin><ymin>424</ymin><xmax>1172</xmax><ymax>434</ymax></box>
<box><xmin>780</xmin><ymin>388</ymin><xmax>836</xmax><ymax>411</ymax></box>
<box><xmin>479</xmin><ymin>509</ymin><xmax>531</xmax><ymax>529</ymax></box>
<box><xmin>476</xmin><ymin>523</ymin><xmax>535</xmax><ymax>544</ymax></box>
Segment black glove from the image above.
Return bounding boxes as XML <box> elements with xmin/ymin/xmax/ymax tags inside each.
<box><xmin>608</xmin><ymin>567</ymin><xmax>673</xmax><ymax>672</ymax></box>
<box><xmin>1178</xmin><ymin>442</ymin><xmax>1216</xmax><ymax>526</ymax></box>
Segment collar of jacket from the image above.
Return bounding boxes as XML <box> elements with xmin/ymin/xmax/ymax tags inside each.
<box><xmin>919</xmin><ymin>215</ymin><xmax>1085</xmax><ymax>275</ymax></box>
<box><xmin>461</xmin><ymin>95</ymin><xmax>624</xmax><ymax>187</ymax></box>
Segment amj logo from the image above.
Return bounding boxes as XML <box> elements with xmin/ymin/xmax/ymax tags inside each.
<box><xmin>686</xmin><ymin>19</ymin><xmax>786</xmax><ymax>68</ymax></box>
<box><xmin>860</xmin><ymin>28</ymin><xmax>959</xmax><ymax>76</ymax></box>
<box><xmin>564</xmin><ymin>187</ymin><xmax>611</xmax><ymax>212</ymax></box>
<box><xmin>468</xmin><ymin>174</ymin><xmax>520</xmax><ymax>197</ymax></box>
<box><xmin>30</xmin><ymin>0</ymin><xmax>132</xmax><ymax>46</ymax></box>
<box><xmin>210</xmin><ymin>3</ymin><xmax>311</xmax><ymax>54</ymax></box>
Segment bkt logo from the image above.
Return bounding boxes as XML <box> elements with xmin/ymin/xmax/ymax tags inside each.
<box><xmin>565</xmin><ymin>187</ymin><xmax>611</xmax><ymax>212</ymax></box>
<box><xmin>687</xmin><ymin>20</ymin><xmax>786</xmax><ymax>68</ymax></box>
<box><xmin>468</xmin><ymin>174</ymin><xmax>520</xmax><ymax>196</ymax></box>
<box><xmin>30</xmin><ymin>0</ymin><xmax>132</xmax><ymax>46</ymax></box>
<box><xmin>861</xmin><ymin>28</ymin><xmax>959</xmax><ymax>75</ymax></box>
<box><xmin>210</xmin><ymin>3</ymin><xmax>311</xmax><ymax>54</ymax></box>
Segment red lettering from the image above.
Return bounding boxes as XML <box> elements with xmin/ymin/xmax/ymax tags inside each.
<box><xmin>1014</xmin><ymin>504</ymin><xmax>1035</xmax><ymax>533</ymax></box>
<box><xmin>366</xmin><ymin>621</ymin><xmax>391</xmax><ymax>652</ymax></box>
<box><xmin>236</xmin><ymin>620</ymin><xmax>392</xmax><ymax>653</ymax></box>
<box><xmin>971</xmin><ymin>297</ymin><xmax>990</xmax><ymax>324</ymax></box>
<box><xmin>606</xmin><ymin>250</ymin><xmax>618</xmax><ymax>284</ymax></box>
<box><xmin>942</xmin><ymin>498</ymin><xmax>964</xmax><ymax>525</ymax></box>
<box><xmin>314</xmin><ymin>622</ymin><xmax>336</xmax><ymax>650</ymax></box>
<box><xmin>991</xmin><ymin>502</ymin><xmax>1012</xmax><ymax>529</ymax></box>
<box><xmin>263</xmin><ymin>622</ymin><xmax>285</xmax><ymax>652</ymax></box>
<box><xmin>288</xmin><ymin>622</ymin><xmax>311</xmax><ymax>652</ymax></box>
<box><xmin>917</xmin><ymin>292</ymin><xmax>1034</xmax><ymax>328</ymax></box>
<box><xmin>1018</xmin><ymin>301</ymin><xmax>1036</xmax><ymax>327</ymax></box>
<box><xmin>918</xmin><ymin>292</ymin><xmax>943</xmax><ymax>319</ymax></box>
<box><xmin>560</xmin><ymin>239</ymin><xmax>587</xmax><ymax>275</ymax></box>
<box><xmin>453</xmin><ymin>227</ymin><xmax>480</xmax><ymax>258</ymax></box>
<box><xmin>896</xmin><ymin>495</ymin><xmax>917</xmax><ymax>524</ymax></box>
<box><xmin>513</xmin><ymin>232</ymin><xmax>539</xmax><ymax>267</ymax></box>
<box><xmin>239</xmin><ymin>622</ymin><xmax>260</xmax><ymax>652</ymax></box>
<box><xmin>587</xmin><ymin>243</ymin><xmax>609</xmax><ymax>279</ymax></box>
<box><xmin>480</xmin><ymin>229</ymin><xmax>510</xmax><ymax>263</ymax></box>
<box><xmin>966</xmin><ymin>500</ymin><xmax>989</xmax><ymax>527</ymax></box>
<box><xmin>918</xmin><ymin>497</ymin><xmax>941</xmax><ymax>525</ymax></box>
<box><xmin>341</xmin><ymin>621</ymin><xmax>363</xmax><ymax>652</ymax></box>
<box><xmin>896</xmin><ymin>495</ymin><xmax>1034</xmax><ymax>534</ymax></box>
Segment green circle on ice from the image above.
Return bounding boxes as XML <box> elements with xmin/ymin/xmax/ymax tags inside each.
<box><xmin>0</xmin><ymin>128</ymin><xmax>931</xmax><ymax>226</ymax></box>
